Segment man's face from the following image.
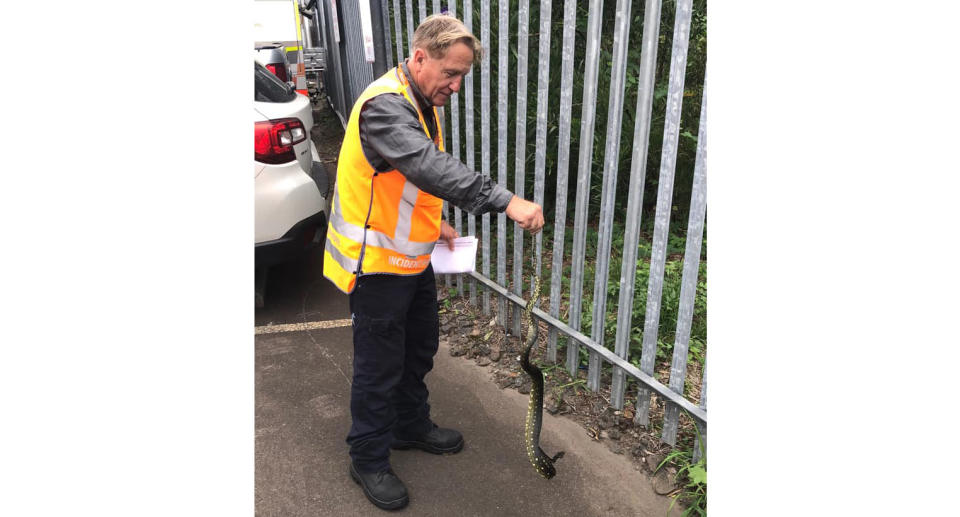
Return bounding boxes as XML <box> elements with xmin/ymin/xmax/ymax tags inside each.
<box><xmin>410</xmin><ymin>41</ymin><xmax>474</xmax><ymax>107</ymax></box>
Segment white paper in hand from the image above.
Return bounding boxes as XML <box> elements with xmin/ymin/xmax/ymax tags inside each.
<box><xmin>430</xmin><ymin>236</ymin><xmax>478</xmax><ymax>274</ymax></box>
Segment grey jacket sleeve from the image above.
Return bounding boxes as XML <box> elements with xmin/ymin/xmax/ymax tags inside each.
<box><xmin>358</xmin><ymin>93</ymin><xmax>514</xmax><ymax>215</ymax></box>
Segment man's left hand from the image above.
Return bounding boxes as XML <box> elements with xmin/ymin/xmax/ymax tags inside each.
<box><xmin>439</xmin><ymin>220</ymin><xmax>459</xmax><ymax>251</ymax></box>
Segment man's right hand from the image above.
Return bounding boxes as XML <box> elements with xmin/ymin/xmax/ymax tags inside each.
<box><xmin>505</xmin><ymin>195</ymin><xmax>545</xmax><ymax>234</ymax></box>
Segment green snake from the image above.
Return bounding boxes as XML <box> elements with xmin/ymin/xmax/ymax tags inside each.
<box><xmin>520</xmin><ymin>274</ymin><xmax>565</xmax><ymax>479</ymax></box>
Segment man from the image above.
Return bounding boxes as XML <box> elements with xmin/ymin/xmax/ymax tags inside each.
<box><xmin>323</xmin><ymin>14</ymin><xmax>544</xmax><ymax>511</ymax></box>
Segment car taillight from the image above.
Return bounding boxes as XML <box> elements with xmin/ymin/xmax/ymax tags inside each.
<box><xmin>255</xmin><ymin>118</ymin><xmax>307</xmax><ymax>164</ymax></box>
<box><xmin>265</xmin><ymin>63</ymin><xmax>288</xmax><ymax>82</ymax></box>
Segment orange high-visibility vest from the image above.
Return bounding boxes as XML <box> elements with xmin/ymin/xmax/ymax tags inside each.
<box><xmin>323</xmin><ymin>66</ymin><xmax>445</xmax><ymax>294</ymax></box>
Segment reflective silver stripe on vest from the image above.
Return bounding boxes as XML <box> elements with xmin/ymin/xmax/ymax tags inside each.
<box><xmin>394</xmin><ymin>180</ymin><xmax>421</xmax><ymax>244</ymax></box>
<box><xmin>330</xmin><ymin>176</ymin><xmax>437</xmax><ymax>257</ymax></box>
<box><xmin>325</xmin><ymin>230</ymin><xmax>359</xmax><ymax>274</ymax></box>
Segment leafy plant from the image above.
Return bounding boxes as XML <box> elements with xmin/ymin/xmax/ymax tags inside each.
<box><xmin>657</xmin><ymin>419</ymin><xmax>707</xmax><ymax>516</ymax></box>
<box><xmin>557</xmin><ymin>377</ymin><xmax>587</xmax><ymax>395</ymax></box>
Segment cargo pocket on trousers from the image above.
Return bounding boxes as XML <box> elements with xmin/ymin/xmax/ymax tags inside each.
<box><xmin>351</xmin><ymin>314</ymin><xmax>405</xmax><ymax>380</ymax></box>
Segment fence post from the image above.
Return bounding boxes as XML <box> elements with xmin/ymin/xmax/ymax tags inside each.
<box><xmin>610</xmin><ymin>0</ymin><xmax>662</xmax><ymax>410</ymax></box>
<box><xmin>369</xmin><ymin>0</ymin><xmax>389</xmax><ymax>76</ymax></box>
<box><xmin>531</xmin><ymin>0</ymin><xmax>551</xmax><ymax>322</ymax></box>
<box><xmin>497</xmin><ymin>0</ymin><xmax>510</xmax><ymax>331</ymax></box>
<box><xmin>480</xmin><ymin>0</ymin><xmax>491</xmax><ymax>317</ymax></box>
<box><xmin>547</xmin><ymin>0</ymin><xmax>577</xmax><ymax>364</ymax></box>
<box><xmin>391</xmin><ymin>0</ymin><xmax>403</xmax><ymax>64</ymax></box>
<box><xmin>447</xmin><ymin>0</ymin><xmax>462</xmax><ymax>296</ymax></box>
<box><xmin>635</xmin><ymin>0</ymin><xmax>694</xmax><ymax>427</ymax></box>
<box><xmin>512</xmin><ymin>0</ymin><xmax>531</xmax><ymax>337</ymax></box>
<box><xmin>587</xmin><ymin>0</ymin><xmax>635</xmax><ymax>393</ymax></box>
<box><xmin>380</xmin><ymin>0</ymin><xmax>394</xmax><ymax>69</ymax></box>
<box><xmin>404</xmin><ymin>0</ymin><xmax>414</xmax><ymax>55</ymax></box>
<box><xmin>463</xmin><ymin>0</ymin><xmax>477</xmax><ymax>306</ymax></box>
<box><xmin>692</xmin><ymin>358</ymin><xmax>707</xmax><ymax>463</ymax></box>
<box><xmin>566</xmin><ymin>0</ymin><xmax>606</xmax><ymax>376</ymax></box>
<box><xmin>661</xmin><ymin>76</ymin><xmax>706</xmax><ymax>445</ymax></box>
<box><xmin>433</xmin><ymin>0</ymin><xmax>449</xmax><ymax>290</ymax></box>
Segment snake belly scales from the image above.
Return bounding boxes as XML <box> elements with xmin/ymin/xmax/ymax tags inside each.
<box><xmin>519</xmin><ymin>274</ymin><xmax>565</xmax><ymax>478</ymax></box>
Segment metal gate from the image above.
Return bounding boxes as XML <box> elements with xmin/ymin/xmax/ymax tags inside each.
<box><xmin>322</xmin><ymin>0</ymin><xmax>707</xmax><ymax>461</ymax></box>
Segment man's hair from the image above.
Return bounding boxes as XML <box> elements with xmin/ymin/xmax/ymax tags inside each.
<box><xmin>412</xmin><ymin>14</ymin><xmax>484</xmax><ymax>62</ymax></box>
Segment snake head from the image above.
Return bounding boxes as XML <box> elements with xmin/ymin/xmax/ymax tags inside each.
<box><xmin>536</xmin><ymin>449</ymin><xmax>564</xmax><ymax>479</ymax></box>
<box><xmin>540</xmin><ymin>461</ymin><xmax>557</xmax><ymax>479</ymax></box>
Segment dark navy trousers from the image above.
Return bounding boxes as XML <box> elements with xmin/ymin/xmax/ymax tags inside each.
<box><xmin>346</xmin><ymin>264</ymin><xmax>439</xmax><ymax>473</ymax></box>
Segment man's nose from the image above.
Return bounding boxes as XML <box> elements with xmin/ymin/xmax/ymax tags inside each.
<box><xmin>450</xmin><ymin>76</ymin><xmax>462</xmax><ymax>93</ymax></box>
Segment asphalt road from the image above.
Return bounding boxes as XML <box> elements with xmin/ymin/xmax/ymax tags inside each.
<box><xmin>254</xmin><ymin>245</ymin><xmax>676</xmax><ymax>516</ymax></box>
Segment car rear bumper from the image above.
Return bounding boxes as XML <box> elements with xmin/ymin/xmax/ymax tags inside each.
<box><xmin>255</xmin><ymin>152</ymin><xmax>328</xmax><ymax>244</ymax></box>
<box><xmin>255</xmin><ymin>209</ymin><xmax>327</xmax><ymax>268</ymax></box>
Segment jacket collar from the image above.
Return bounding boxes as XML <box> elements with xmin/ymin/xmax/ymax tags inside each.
<box><xmin>400</xmin><ymin>60</ymin><xmax>432</xmax><ymax>113</ymax></box>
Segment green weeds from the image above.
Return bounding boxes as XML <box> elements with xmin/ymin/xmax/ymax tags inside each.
<box><xmin>658</xmin><ymin>420</ymin><xmax>707</xmax><ymax>516</ymax></box>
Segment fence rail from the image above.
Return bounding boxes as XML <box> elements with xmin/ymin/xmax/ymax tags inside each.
<box><xmin>320</xmin><ymin>0</ymin><xmax>707</xmax><ymax>458</ymax></box>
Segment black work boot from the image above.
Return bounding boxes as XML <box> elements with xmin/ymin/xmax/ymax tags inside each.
<box><xmin>391</xmin><ymin>424</ymin><xmax>464</xmax><ymax>454</ymax></box>
<box><xmin>349</xmin><ymin>461</ymin><xmax>409</xmax><ymax>510</ymax></box>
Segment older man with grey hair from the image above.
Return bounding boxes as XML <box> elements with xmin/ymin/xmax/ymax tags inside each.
<box><xmin>323</xmin><ymin>13</ymin><xmax>544</xmax><ymax>511</ymax></box>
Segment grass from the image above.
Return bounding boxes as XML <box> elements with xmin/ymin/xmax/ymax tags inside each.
<box><xmin>658</xmin><ymin>418</ymin><xmax>707</xmax><ymax>516</ymax></box>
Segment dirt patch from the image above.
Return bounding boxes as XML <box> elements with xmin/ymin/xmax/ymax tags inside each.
<box><xmin>310</xmin><ymin>101</ymin><xmax>344</xmax><ymax>167</ymax></box>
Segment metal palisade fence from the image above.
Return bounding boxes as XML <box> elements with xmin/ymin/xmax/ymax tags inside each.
<box><xmin>320</xmin><ymin>0</ymin><xmax>707</xmax><ymax>460</ymax></box>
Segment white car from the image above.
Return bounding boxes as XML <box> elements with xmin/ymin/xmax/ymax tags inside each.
<box><xmin>254</xmin><ymin>60</ymin><xmax>330</xmax><ymax>273</ymax></box>
<box><xmin>254</xmin><ymin>43</ymin><xmax>294</xmax><ymax>86</ymax></box>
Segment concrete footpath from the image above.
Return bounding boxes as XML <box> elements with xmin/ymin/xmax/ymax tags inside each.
<box><xmin>254</xmin><ymin>252</ymin><xmax>676</xmax><ymax>516</ymax></box>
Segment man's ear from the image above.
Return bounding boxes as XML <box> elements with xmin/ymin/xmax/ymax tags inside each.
<box><xmin>408</xmin><ymin>48</ymin><xmax>422</xmax><ymax>74</ymax></box>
